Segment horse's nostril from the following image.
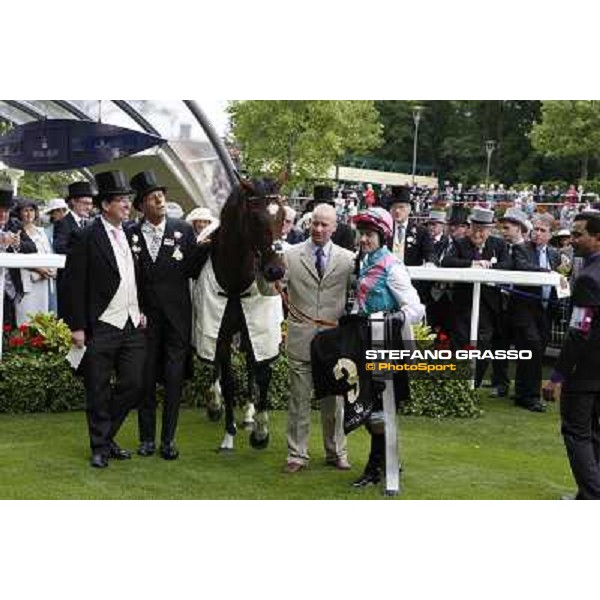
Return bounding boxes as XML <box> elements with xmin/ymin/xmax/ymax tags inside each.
<box><xmin>265</xmin><ymin>266</ymin><xmax>285</xmax><ymax>282</ymax></box>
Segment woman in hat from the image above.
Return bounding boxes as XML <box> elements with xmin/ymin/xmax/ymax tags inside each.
<box><xmin>350</xmin><ymin>207</ymin><xmax>425</xmax><ymax>487</ymax></box>
<box><xmin>13</xmin><ymin>198</ymin><xmax>56</xmax><ymax>325</ymax></box>
<box><xmin>186</xmin><ymin>206</ymin><xmax>219</xmax><ymax>242</ymax></box>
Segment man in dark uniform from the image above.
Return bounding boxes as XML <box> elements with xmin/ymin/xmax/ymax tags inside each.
<box><xmin>61</xmin><ymin>171</ymin><xmax>146</xmax><ymax>468</ymax></box>
<box><xmin>129</xmin><ymin>170</ymin><xmax>207</xmax><ymax>460</ymax></box>
<box><xmin>442</xmin><ymin>207</ymin><xmax>511</xmax><ymax>385</ymax></box>
<box><xmin>0</xmin><ymin>187</ymin><xmax>36</xmax><ymax>328</ymax></box>
<box><xmin>53</xmin><ymin>181</ymin><xmax>95</xmax><ymax>318</ymax></box>
<box><xmin>544</xmin><ymin>212</ymin><xmax>600</xmax><ymax>499</ymax></box>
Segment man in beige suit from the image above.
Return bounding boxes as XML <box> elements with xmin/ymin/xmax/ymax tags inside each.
<box><xmin>283</xmin><ymin>203</ymin><xmax>355</xmax><ymax>473</ymax></box>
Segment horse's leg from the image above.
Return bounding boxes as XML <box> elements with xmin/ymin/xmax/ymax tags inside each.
<box><xmin>215</xmin><ymin>307</ymin><xmax>238</xmax><ymax>452</ymax></box>
<box><xmin>206</xmin><ymin>361</ymin><xmax>224</xmax><ymax>422</ymax></box>
<box><xmin>249</xmin><ymin>359</ymin><xmax>272</xmax><ymax>450</ymax></box>
<box><xmin>242</xmin><ymin>352</ymin><xmax>256</xmax><ymax>430</ymax></box>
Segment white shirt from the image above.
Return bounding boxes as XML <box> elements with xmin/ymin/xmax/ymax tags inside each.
<box><xmin>99</xmin><ymin>217</ymin><xmax>141</xmax><ymax>329</ymax></box>
<box><xmin>70</xmin><ymin>210</ymin><xmax>85</xmax><ymax>228</ymax></box>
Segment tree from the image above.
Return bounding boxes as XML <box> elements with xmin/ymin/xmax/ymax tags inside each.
<box><xmin>531</xmin><ymin>100</ymin><xmax>600</xmax><ymax>182</ymax></box>
<box><xmin>227</xmin><ymin>101</ymin><xmax>383</xmax><ymax>190</ymax></box>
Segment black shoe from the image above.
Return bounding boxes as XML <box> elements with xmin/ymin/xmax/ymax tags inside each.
<box><xmin>90</xmin><ymin>453</ymin><xmax>109</xmax><ymax>469</ymax></box>
<box><xmin>490</xmin><ymin>387</ymin><xmax>508</xmax><ymax>398</ymax></box>
<box><xmin>515</xmin><ymin>399</ymin><xmax>546</xmax><ymax>413</ymax></box>
<box><xmin>108</xmin><ymin>442</ymin><xmax>132</xmax><ymax>460</ymax></box>
<box><xmin>160</xmin><ymin>442</ymin><xmax>179</xmax><ymax>461</ymax></box>
<box><xmin>137</xmin><ymin>441</ymin><xmax>156</xmax><ymax>457</ymax></box>
<box><xmin>352</xmin><ymin>468</ymin><xmax>382</xmax><ymax>488</ymax></box>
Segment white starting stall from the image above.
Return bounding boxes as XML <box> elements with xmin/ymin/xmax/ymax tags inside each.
<box><xmin>0</xmin><ymin>253</ymin><xmax>66</xmax><ymax>358</ymax></box>
<box><xmin>378</xmin><ymin>266</ymin><xmax>565</xmax><ymax>496</ymax></box>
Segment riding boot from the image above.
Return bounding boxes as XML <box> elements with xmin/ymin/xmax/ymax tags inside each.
<box><xmin>352</xmin><ymin>433</ymin><xmax>384</xmax><ymax>488</ymax></box>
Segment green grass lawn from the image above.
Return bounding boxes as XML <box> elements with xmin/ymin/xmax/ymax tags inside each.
<box><xmin>0</xmin><ymin>391</ymin><xmax>574</xmax><ymax>499</ymax></box>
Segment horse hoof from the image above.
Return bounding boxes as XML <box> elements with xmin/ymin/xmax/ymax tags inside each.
<box><xmin>249</xmin><ymin>431</ymin><xmax>269</xmax><ymax>450</ymax></box>
<box><xmin>207</xmin><ymin>407</ymin><xmax>223</xmax><ymax>422</ymax></box>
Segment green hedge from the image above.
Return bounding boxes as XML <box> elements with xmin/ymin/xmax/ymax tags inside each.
<box><xmin>0</xmin><ymin>347</ymin><xmax>480</xmax><ymax>419</ymax></box>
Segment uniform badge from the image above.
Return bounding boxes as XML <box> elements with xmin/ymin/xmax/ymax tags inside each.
<box><xmin>163</xmin><ymin>238</ymin><xmax>175</xmax><ymax>247</ymax></box>
<box><xmin>172</xmin><ymin>247</ymin><xmax>183</xmax><ymax>261</ymax></box>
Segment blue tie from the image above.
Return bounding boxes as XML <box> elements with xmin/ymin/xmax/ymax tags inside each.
<box><xmin>315</xmin><ymin>246</ymin><xmax>324</xmax><ymax>279</ymax></box>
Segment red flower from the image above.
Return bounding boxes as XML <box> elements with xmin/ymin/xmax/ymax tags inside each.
<box><xmin>18</xmin><ymin>323</ymin><xmax>29</xmax><ymax>334</ymax></box>
<box><xmin>9</xmin><ymin>336</ymin><xmax>25</xmax><ymax>348</ymax></box>
<box><xmin>3</xmin><ymin>324</ymin><xmax>12</xmax><ymax>333</ymax></box>
<box><xmin>438</xmin><ymin>332</ymin><xmax>449</xmax><ymax>342</ymax></box>
<box><xmin>28</xmin><ymin>335</ymin><xmax>46</xmax><ymax>348</ymax></box>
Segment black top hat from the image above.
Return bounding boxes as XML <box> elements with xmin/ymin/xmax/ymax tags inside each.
<box><xmin>66</xmin><ymin>181</ymin><xmax>95</xmax><ymax>201</ymax></box>
<box><xmin>0</xmin><ymin>187</ymin><xmax>13</xmax><ymax>209</ymax></box>
<box><xmin>130</xmin><ymin>170</ymin><xmax>167</xmax><ymax>210</ymax></box>
<box><xmin>313</xmin><ymin>185</ymin><xmax>334</xmax><ymax>204</ymax></box>
<box><xmin>448</xmin><ymin>204</ymin><xmax>470</xmax><ymax>225</ymax></box>
<box><xmin>389</xmin><ymin>185</ymin><xmax>411</xmax><ymax>205</ymax></box>
<box><xmin>94</xmin><ymin>170</ymin><xmax>133</xmax><ymax>206</ymax></box>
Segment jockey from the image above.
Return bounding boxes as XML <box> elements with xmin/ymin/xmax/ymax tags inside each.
<box><xmin>350</xmin><ymin>207</ymin><xmax>425</xmax><ymax>487</ymax></box>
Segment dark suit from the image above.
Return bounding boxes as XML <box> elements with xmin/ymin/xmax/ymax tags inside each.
<box><xmin>61</xmin><ymin>218</ymin><xmax>146</xmax><ymax>457</ymax></box>
<box><xmin>130</xmin><ymin>217</ymin><xmax>208</xmax><ymax>446</ymax></box>
<box><xmin>508</xmin><ymin>242</ymin><xmax>560</xmax><ymax>405</ymax></box>
<box><xmin>2</xmin><ymin>218</ymin><xmax>36</xmax><ymax>327</ymax></box>
<box><xmin>553</xmin><ymin>252</ymin><xmax>600</xmax><ymax>498</ymax></box>
<box><xmin>442</xmin><ymin>235</ymin><xmax>511</xmax><ymax>384</ymax></box>
<box><xmin>426</xmin><ymin>235</ymin><xmax>453</xmax><ymax>330</ymax></box>
<box><xmin>387</xmin><ymin>219</ymin><xmax>435</xmax><ymax>266</ymax></box>
<box><xmin>332</xmin><ymin>221</ymin><xmax>356</xmax><ymax>251</ymax></box>
<box><xmin>53</xmin><ymin>212</ymin><xmax>86</xmax><ymax>319</ymax></box>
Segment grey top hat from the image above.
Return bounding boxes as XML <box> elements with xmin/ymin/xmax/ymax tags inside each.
<box><xmin>498</xmin><ymin>207</ymin><xmax>530</xmax><ymax>232</ymax></box>
<box><xmin>427</xmin><ymin>210</ymin><xmax>447</xmax><ymax>223</ymax></box>
<box><xmin>468</xmin><ymin>206</ymin><xmax>495</xmax><ymax>226</ymax></box>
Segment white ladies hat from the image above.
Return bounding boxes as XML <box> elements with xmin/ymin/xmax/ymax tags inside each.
<box><xmin>186</xmin><ymin>206</ymin><xmax>218</xmax><ymax>223</ymax></box>
<box><xmin>41</xmin><ymin>198</ymin><xmax>69</xmax><ymax>214</ymax></box>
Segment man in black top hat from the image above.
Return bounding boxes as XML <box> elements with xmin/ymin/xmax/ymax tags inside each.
<box><xmin>0</xmin><ymin>187</ymin><xmax>36</xmax><ymax>328</ymax></box>
<box><xmin>129</xmin><ymin>170</ymin><xmax>207</xmax><ymax>460</ymax></box>
<box><xmin>61</xmin><ymin>171</ymin><xmax>146</xmax><ymax>468</ymax></box>
<box><xmin>544</xmin><ymin>212</ymin><xmax>600</xmax><ymax>499</ymax></box>
<box><xmin>53</xmin><ymin>181</ymin><xmax>95</xmax><ymax>319</ymax></box>
<box><xmin>384</xmin><ymin>185</ymin><xmax>435</xmax><ymax>267</ymax></box>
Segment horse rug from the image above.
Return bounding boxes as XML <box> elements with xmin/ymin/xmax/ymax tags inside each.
<box><xmin>192</xmin><ymin>257</ymin><xmax>283</xmax><ymax>363</ymax></box>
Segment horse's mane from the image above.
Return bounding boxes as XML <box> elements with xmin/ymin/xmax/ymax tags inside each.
<box><xmin>212</xmin><ymin>185</ymin><xmax>256</xmax><ymax>295</ymax></box>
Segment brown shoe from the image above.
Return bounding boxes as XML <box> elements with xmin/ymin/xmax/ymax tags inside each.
<box><xmin>283</xmin><ymin>461</ymin><xmax>306</xmax><ymax>473</ymax></box>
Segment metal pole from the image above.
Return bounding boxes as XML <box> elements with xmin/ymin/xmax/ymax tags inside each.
<box><xmin>485</xmin><ymin>140</ymin><xmax>496</xmax><ymax>188</ymax></box>
<box><xmin>469</xmin><ymin>282</ymin><xmax>482</xmax><ymax>390</ymax></box>
<box><xmin>411</xmin><ymin>106</ymin><xmax>423</xmax><ymax>186</ymax></box>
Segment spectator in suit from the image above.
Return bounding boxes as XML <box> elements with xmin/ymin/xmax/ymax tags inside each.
<box><xmin>442</xmin><ymin>207</ymin><xmax>511</xmax><ymax>386</ymax></box>
<box><xmin>53</xmin><ymin>181</ymin><xmax>95</xmax><ymax>319</ymax></box>
<box><xmin>307</xmin><ymin>186</ymin><xmax>356</xmax><ymax>251</ymax></box>
<box><xmin>61</xmin><ymin>171</ymin><xmax>146</xmax><ymax>469</ymax></box>
<box><xmin>384</xmin><ymin>185</ymin><xmax>435</xmax><ymax>266</ymax></box>
<box><xmin>499</xmin><ymin>210</ymin><xmax>560</xmax><ymax>411</ymax></box>
<box><xmin>283</xmin><ymin>203</ymin><xmax>355</xmax><ymax>473</ymax></box>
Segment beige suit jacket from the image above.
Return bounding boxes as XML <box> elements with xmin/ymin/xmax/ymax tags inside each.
<box><xmin>285</xmin><ymin>240</ymin><xmax>355</xmax><ymax>362</ymax></box>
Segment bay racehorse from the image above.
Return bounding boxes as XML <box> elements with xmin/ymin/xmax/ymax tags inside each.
<box><xmin>192</xmin><ymin>179</ymin><xmax>285</xmax><ymax>451</ymax></box>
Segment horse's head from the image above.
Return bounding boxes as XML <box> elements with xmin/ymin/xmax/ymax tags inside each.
<box><xmin>241</xmin><ymin>179</ymin><xmax>286</xmax><ymax>282</ymax></box>
<box><xmin>216</xmin><ymin>179</ymin><xmax>286</xmax><ymax>293</ymax></box>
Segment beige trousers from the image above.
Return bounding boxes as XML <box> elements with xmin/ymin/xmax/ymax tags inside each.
<box><xmin>287</xmin><ymin>357</ymin><xmax>347</xmax><ymax>465</ymax></box>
